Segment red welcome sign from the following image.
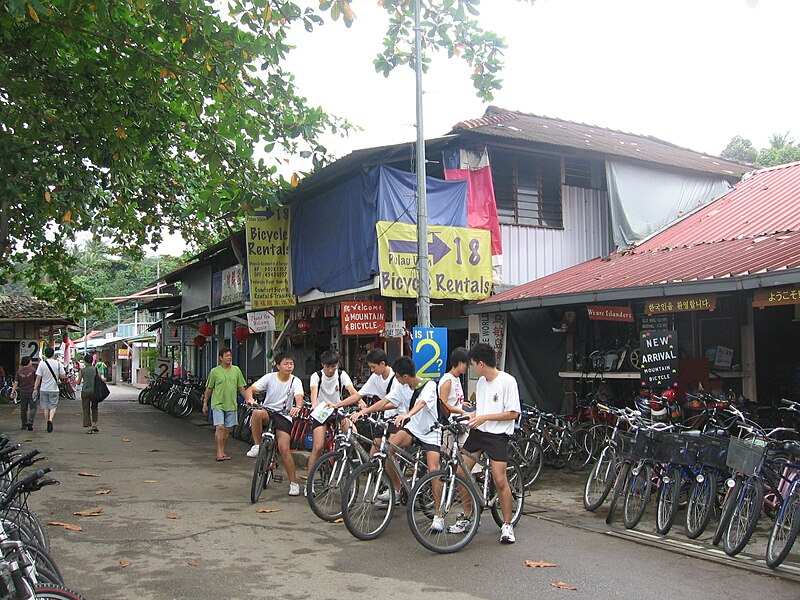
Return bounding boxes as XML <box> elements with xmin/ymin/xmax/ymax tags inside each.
<box><xmin>341</xmin><ymin>301</ymin><xmax>386</xmax><ymax>335</ymax></box>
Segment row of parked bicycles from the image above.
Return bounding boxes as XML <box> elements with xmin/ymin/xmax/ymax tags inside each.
<box><xmin>137</xmin><ymin>374</ymin><xmax>205</xmax><ymax>419</ymax></box>
<box><xmin>0</xmin><ymin>432</ymin><xmax>86</xmax><ymax>598</ymax></box>
<box><xmin>582</xmin><ymin>394</ymin><xmax>800</xmax><ymax>569</ymax></box>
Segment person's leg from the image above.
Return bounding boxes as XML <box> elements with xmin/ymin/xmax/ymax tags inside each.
<box><xmin>20</xmin><ymin>397</ymin><xmax>28</xmax><ymax>428</ymax></box>
<box><xmin>81</xmin><ymin>393</ymin><xmax>91</xmax><ymax>428</ymax></box>
<box><xmin>308</xmin><ymin>422</ymin><xmax>328</xmax><ymax>471</ymax></box>
<box><xmin>250</xmin><ymin>410</ymin><xmax>266</xmax><ymax>445</ymax></box>
<box><xmin>91</xmin><ymin>399</ymin><xmax>99</xmax><ymax>429</ymax></box>
<box><xmin>27</xmin><ymin>397</ymin><xmax>36</xmax><ymax>427</ymax></box>
<box><xmin>215</xmin><ymin>425</ymin><xmax>228</xmax><ymax>458</ymax></box>
<box><xmin>426</xmin><ymin>449</ymin><xmax>443</xmax><ymax>511</ymax></box>
<box><xmin>275</xmin><ymin>429</ymin><xmax>297</xmax><ymax>483</ymax></box>
<box><xmin>385</xmin><ymin>430</ymin><xmax>412</xmax><ymax>493</ymax></box>
<box><xmin>490</xmin><ymin>459</ymin><xmax>513</xmax><ymax>523</ymax></box>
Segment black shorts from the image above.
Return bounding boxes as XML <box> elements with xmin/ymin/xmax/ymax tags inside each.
<box><xmin>463</xmin><ymin>429</ymin><xmax>509</xmax><ymax>463</ymax></box>
<box><xmin>271</xmin><ymin>413</ymin><xmax>292</xmax><ymax>435</ymax></box>
<box><xmin>401</xmin><ymin>428</ymin><xmax>440</xmax><ymax>454</ymax></box>
<box><xmin>311</xmin><ymin>413</ymin><xmax>336</xmax><ymax>429</ymax></box>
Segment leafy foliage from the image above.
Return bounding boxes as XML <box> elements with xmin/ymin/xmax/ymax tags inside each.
<box><xmin>721</xmin><ymin>132</ymin><xmax>800</xmax><ymax>168</ymax></box>
<box><xmin>721</xmin><ymin>135</ymin><xmax>757</xmax><ymax>164</ymax></box>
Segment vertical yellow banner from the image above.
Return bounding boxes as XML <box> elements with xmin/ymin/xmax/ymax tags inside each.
<box><xmin>246</xmin><ymin>210</ymin><xmax>295</xmax><ymax>308</ymax></box>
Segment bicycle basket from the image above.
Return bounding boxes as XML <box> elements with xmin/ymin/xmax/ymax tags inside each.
<box><xmin>631</xmin><ymin>428</ymin><xmax>658</xmax><ymax>460</ymax></box>
<box><xmin>653</xmin><ymin>432</ymin><xmax>695</xmax><ymax>465</ymax></box>
<box><xmin>726</xmin><ymin>436</ymin><xmax>767</xmax><ymax>475</ymax></box>
<box><xmin>698</xmin><ymin>433</ymin><xmax>729</xmax><ymax>470</ymax></box>
<box><xmin>617</xmin><ymin>430</ymin><xmax>635</xmax><ymax>458</ymax></box>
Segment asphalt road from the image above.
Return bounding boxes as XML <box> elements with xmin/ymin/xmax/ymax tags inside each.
<box><xmin>1</xmin><ymin>386</ymin><xmax>798</xmax><ymax>600</ymax></box>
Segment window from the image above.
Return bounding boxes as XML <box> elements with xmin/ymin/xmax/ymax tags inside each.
<box><xmin>490</xmin><ymin>149</ymin><xmax>562</xmax><ymax>228</ymax></box>
<box><xmin>565</xmin><ymin>157</ymin><xmax>606</xmax><ymax>190</ymax></box>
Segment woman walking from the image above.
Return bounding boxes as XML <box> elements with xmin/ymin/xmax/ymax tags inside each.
<box><xmin>75</xmin><ymin>353</ymin><xmax>101</xmax><ymax>433</ymax></box>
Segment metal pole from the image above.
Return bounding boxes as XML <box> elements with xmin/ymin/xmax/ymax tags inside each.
<box><xmin>414</xmin><ymin>0</ymin><xmax>431</xmax><ymax>328</ymax></box>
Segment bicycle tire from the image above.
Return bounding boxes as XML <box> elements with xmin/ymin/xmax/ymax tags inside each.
<box><xmin>606</xmin><ymin>461</ymin><xmax>631</xmax><ymax>524</ymax></box>
<box><xmin>341</xmin><ymin>462</ymin><xmax>394</xmax><ymax>541</ymax></box>
<box><xmin>724</xmin><ymin>475</ymin><xmax>764</xmax><ymax>556</ymax></box>
<box><xmin>712</xmin><ymin>477</ymin><xmax>741</xmax><ymax>546</ymax></box>
<box><xmin>685</xmin><ymin>470</ymin><xmax>716</xmax><ymax>539</ymax></box>
<box><xmin>766</xmin><ymin>489</ymin><xmax>800</xmax><ymax>568</ymax></box>
<box><xmin>623</xmin><ymin>461</ymin><xmax>652</xmax><ymax>529</ymax></box>
<box><xmin>250</xmin><ymin>441</ymin><xmax>272</xmax><ymax>504</ymax></box>
<box><xmin>407</xmin><ymin>470</ymin><xmax>481</xmax><ymax>554</ymax></box>
<box><xmin>490</xmin><ymin>459</ymin><xmax>525</xmax><ymax>527</ymax></box>
<box><xmin>27</xmin><ymin>546</ymin><xmax>63</xmax><ymax>585</ymax></box>
<box><xmin>655</xmin><ymin>465</ymin><xmax>682</xmax><ymax>535</ymax></box>
<box><xmin>3</xmin><ymin>506</ymin><xmax>50</xmax><ymax>551</ymax></box>
<box><xmin>587</xmin><ymin>423</ymin><xmax>613</xmax><ymax>460</ymax></box>
<box><xmin>137</xmin><ymin>388</ymin><xmax>149</xmax><ymax>404</ymax></box>
<box><xmin>583</xmin><ymin>446</ymin><xmax>617</xmax><ymax>511</ymax></box>
<box><xmin>566</xmin><ymin>427</ymin><xmax>593</xmax><ymax>471</ymax></box>
<box><xmin>512</xmin><ymin>436</ymin><xmax>543</xmax><ymax>489</ymax></box>
<box><xmin>32</xmin><ymin>583</ymin><xmax>87</xmax><ymax>599</ymax></box>
<box><xmin>306</xmin><ymin>450</ymin><xmax>354</xmax><ymax>522</ymax></box>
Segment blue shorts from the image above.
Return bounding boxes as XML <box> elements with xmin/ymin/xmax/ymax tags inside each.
<box><xmin>212</xmin><ymin>409</ymin><xmax>238</xmax><ymax>428</ymax></box>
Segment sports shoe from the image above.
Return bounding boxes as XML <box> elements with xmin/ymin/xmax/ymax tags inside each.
<box><xmin>91</xmin><ymin>426</ymin><xmax>99</xmax><ymax>432</ymax></box>
<box><xmin>27</xmin><ymin>425</ymin><xmax>33</xmax><ymax>431</ymax></box>
<box><xmin>448</xmin><ymin>513</ymin><xmax>473</xmax><ymax>534</ymax></box>
<box><xmin>376</xmin><ymin>489</ymin><xmax>391</xmax><ymax>503</ymax></box>
<box><xmin>246</xmin><ymin>444</ymin><xmax>260</xmax><ymax>458</ymax></box>
<box><xmin>500</xmin><ymin>522</ymin><xmax>515</xmax><ymax>544</ymax></box>
<box><xmin>288</xmin><ymin>482</ymin><xmax>301</xmax><ymax>496</ymax></box>
<box><xmin>431</xmin><ymin>515</ymin><xmax>445</xmax><ymax>533</ymax></box>
<box><xmin>46</xmin><ymin>421</ymin><xmax>53</xmax><ymax>433</ymax></box>
<box><xmin>303</xmin><ymin>482</ymin><xmax>316</xmax><ymax>497</ymax></box>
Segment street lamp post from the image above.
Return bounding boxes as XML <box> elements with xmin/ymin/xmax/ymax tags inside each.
<box><xmin>414</xmin><ymin>0</ymin><xmax>431</xmax><ymax>328</ymax></box>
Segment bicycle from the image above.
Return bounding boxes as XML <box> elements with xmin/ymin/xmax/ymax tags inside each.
<box><xmin>248</xmin><ymin>405</ymin><xmax>283</xmax><ymax>504</ymax></box>
<box><xmin>524</xmin><ymin>405</ymin><xmax>593</xmax><ymax>471</ymax></box>
<box><xmin>406</xmin><ymin>416</ymin><xmax>525</xmax><ymax>554</ymax></box>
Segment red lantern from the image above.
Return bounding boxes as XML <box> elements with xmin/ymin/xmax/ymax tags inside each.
<box><xmin>193</xmin><ymin>335</ymin><xmax>207</xmax><ymax>348</ymax></box>
<box><xmin>234</xmin><ymin>326</ymin><xmax>250</xmax><ymax>344</ymax></box>
<box><xmin>198</xmin><ymin>322</ymin><xmax>215</xmax><ymax>337</ymax></box>
<box><xmin>296</xmin><ymin>320</ymin><xmax>312</xmax><ymax>332</ymax></box>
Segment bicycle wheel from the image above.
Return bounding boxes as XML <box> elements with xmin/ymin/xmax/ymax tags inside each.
<box><xmin>513</xmin><ymin>436</ymin><xmax>543</xmax><ymax>489</ymax></box>
<box><xmin>407</xmin><ymin>470</ymin><xmax>481</xmax><ymax>554</ymax></box>
<box><xmin>684</xmin><ymin>470</ymin><xmax>716</xmax><ymax>539</ymax></box>
<box><xmin>712</xmin><ymin>477</ymin><xmax>742</xmax><ymax>546</ymax></box>
<box><xmin>306</xmin><ymin>450</ymin><xmax>354</xmax><ymax>522</ymax></box>
<box><xmin>724</xmin><ymin>475</ymin><xmax>764</xmax><ymax>556</ymax></box>
<box><xmin>766</xmin><ymin>489</ymin><xmax>800</xmax><ymax>568</ymax></box>
<box><xmin>250</xmin><ymin>440</ymin><xmax>273</xmax><ymax>504</ymax></box>
<box><xmin>623</xmin><ymin>461</ymin><xmax>652</xmax><ymax>529</ymax></box>
<box><xmin>32</xmin><ymin>584</ymin><xmax>87</xmax><ymax>599</ymax></box>
<box><xmin>137</xmin><ymin>388</ymin><xmax>149</xmax><ymax>404</ymax></box>
<box><xmin>656</xmin><ymin>465</ymin><xmax>682</xmax><ymax>535</ymax></box>
<box><xmin>606</xmin><ymin>461</ymin><xmax>631</xmax><ymax>524</ymax></box>
<box><xmin>566</xmin><ymin>427</ymin><xmax>593</xmax><ymax>471</ymax></box>
<box><xmin>341</xmin><ymin>462</ymin><xmax>394</xmax><ymax>540</ymax></box>
<box><xmin>583</xmin><ymin>446</ymin><xmax>617</xmax><ymax>511</ymax></box>
<box><xmin>3</xmin><ymin>506</ymin><xmax>50</xmax><ymax>551</ymax></box>
<box><xmin>490</xmin><ymin>459</ymin><xmax>525</xmax><ymax>527</ymax></box>
<box><xmin>26</xmin><ymin>546</ymin><xmax>63</xmax><ymax>585</ymax></box>
<box><xmin>587</xmin><ymin>423</ymin><xmax>613</xmax><ymax>460</ymax></box>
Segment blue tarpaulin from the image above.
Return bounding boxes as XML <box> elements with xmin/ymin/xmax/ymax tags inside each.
<box><xmin>290</xmin><ymin>165</ymin><xmax>467</xmax><ymax>296</ymax></box>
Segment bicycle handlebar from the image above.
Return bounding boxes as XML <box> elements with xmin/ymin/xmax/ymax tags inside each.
<box><xmin>0</xmin><ymin>467</ymin><xmax>52</xmax><ymax>510</ymax></box>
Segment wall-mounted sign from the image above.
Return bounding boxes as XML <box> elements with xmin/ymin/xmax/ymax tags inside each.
<box><xmin>118</xmin><ymin>348</ymin><xmax>130</xmax><ymax>360</ymax></box>
<box><xmin>413</xmin><ymin>327</ymin><xmax>448</xmax><ymax>379</ymax></box>
<box><xmin>640</xmin><ymin>330</ymin><xmax>678</xmax><ymax>387</ymax></box>
<box><xmin>246</xmin><ymin>210</ymin><xmax>294</xmax><ymax>308</ymax></box>
<box><xmin>639</xmin><ymin>314</ymin><xmax>673</xmax><ymax>332</ymax></box>
<box><xmin>220</xmin><ymin>264</ymin><xmax>245</xmax><ymax>306</ymax></box>
<box><xmin>341</xmin><ymin>302</ymin><xmax>385</xmax><ymax>336</ymax></box>
<box><xmin>645</xmin><ymin>295</ymin><xmax>716</xmax><ymax>315</ymax></box>
<box><xmin>19</xmin><ymin>340</ymin><xmax>40</xmax><ymax>362</ymax></box>
<box><xmin>753</xmin><ymin>286</ymin><xmax>800</xmax><ymax>308</ymax></box>
<box><xmin>247</xmin><ymin>310</ymin><xmax>276</xmax><ymax>333</ymax></box>
<box><xmin>586</xmin><ymin>305</ymin><xmax>634</xmax><ymax>322</ymax></box>
<box><xmin>479</xmin><ymin>312</ymin><xmax>507</xmax><ymax>371</ymax></box>
<box><xmin>384</xmin><ymin>320</ymin><xmax>405</xmax><ymax>338</ymax></box>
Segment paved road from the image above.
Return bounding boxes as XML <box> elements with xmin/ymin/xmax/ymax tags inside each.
<box><xmin>0</xmin><ymin>386</ymin><xmax>798</xmax><ymax>599</ymax></box>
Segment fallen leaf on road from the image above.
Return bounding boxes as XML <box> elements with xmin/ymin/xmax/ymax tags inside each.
<box><xmin>299</xmin><ymin>475</ymin><xmax>308</xmax><ymax>480</ymax></box>
<box><xmin>95</xmin><ymin>490</ymin><xmax>112</xmax><ymax>495</ymax></box>
<box><xmin>78</xmin><ymin>472</ymin><xmax>100</xmax><ymax>477</ymax></box>
<box><xmin>149</xmin><ymin>449</ymin><xmax>161</xmax><ymax>452</ymax></box>
<box><xmin>98</xmin><ymin>460</ymin><xmax>113</xmax><ymax>463</ymax></box>
<box><xmin>256</xmin><ymin>508</ymin><xmax>281</xmax><ymax>514</ymax></box>
<box><xmin>119</xmin><ymin>560</ymin><xmax>131</xmax><ymax>568</ymax></box>
<box><xmin>47</xmin><ymin>522</ymin><xmax>83</xmax><ymax>532</ymax></box>
<box><xmin>74</xmin><ymin>508</ymin><xmax>103</xmax><ymax>517</ymax></box>
<box><xmin>143</xmin><ymin>480</ymin><xmax>157</xmax><ymax>483</ymax></box>
<box><xmin>187</xmin><ymin>560</ymin><xmax>198</xmax><ymax>567</ymax></box>
<box><xmin>122</xmin><ymin>438</ymin><xmax>130</xmax><ymax>442</ymax></box>
<box><xmin>550</xmin><ymin>582</ymin><xmax>577</xmax><ymax>591</ymax></box>
<box><xmin>166</xmin><ymin>513</ymin><xmax>181</xmax><ymax>520</ymax></box>
<box><xmin>523</xmin><ymin>560</ymin><xmax>559</xmax><ymax>568</ymax></box>
<box><xmin>330</xmin><ymin>518</ymin><xmax>344</xmax><ymax>523</ymax></box>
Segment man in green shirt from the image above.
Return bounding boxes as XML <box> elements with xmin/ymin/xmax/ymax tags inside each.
<box><xmin>202</xmin><ymin>347</ymin><xmax>247</xmax><ymax>461</ymax></box>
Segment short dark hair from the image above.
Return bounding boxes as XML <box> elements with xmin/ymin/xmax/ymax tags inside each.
<box><xmin>392</xmin><ymin>356</ymin><xmax>416</xmax><ymax>377</ymax></box>
<box><xmin>467</xmin><ymin>343</ymin><xmax>496</xmax><ymax>368</ymax></box>
<box><xmin>20</xmin><ymin>357</ymin><xmax>30</xmax><ymax>367</ymax></box>
<box><xmin>44</xmin><ymin>347</ymin><xmax>55</xmax><ymax>358</ymax></box>
<box><xmin>84</xmin><ymin>353</ymin><xmax>93</xmax><ymax>363</ymax></box>
<box><xmin>320</xmin><ymin>350</ymin><xmax>339</xmax><ymax>366</ymax></box>
<box><xmin>448</xmin><ymin>347</ymin><xmax>468</xmax><ymax>369</ymax></box>
<box><xmin>218</xmin><ymin>347</ymin><xmax>233</xmax><ymax>358</ymax></box>
<box><xmin>274</xmin><ymin>350</ymin><xmax>295</xmax><ymax>366</ymax></box>
<box><xmin>365</xmin><ymin>348</ymin><xmax>388</xmax><ymax>365</ymax></box>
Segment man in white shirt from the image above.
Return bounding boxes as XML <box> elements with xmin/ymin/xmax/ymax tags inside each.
<box><xmin>451</xmin><ymin>343</ymin><xmax>521</xmax><ymax>544</ymax></box>
<box><xmin>242</xmin><ymin>351</ymin><xmax>305</xmax><ymax>496</ymax></box>
<box><xmin>33</xmin><ymin>347</ymin><xmax>66</xmax><ymax>433</ymax></box>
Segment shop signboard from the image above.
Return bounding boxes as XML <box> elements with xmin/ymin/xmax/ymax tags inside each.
<box><xmin>753</xmin><ymin>286</ymin><xmax>800</xmax><ymax>308</ymax></box>
<box><xmin>246</xmin><ymin>210</ymin><xmax>294</xmax><ymax>308</ymax></box>
<box><xmin>154</xmin><ymin>357</ymin><xmax>172</xmax><ymax>379</ymax></box>
<box><xmin>163</xmin><ymin>322</ymin><xmax>198</xmax><ymax>346</ymax></box>
<box><xmin>640</xmin><ymin>330</ymin><xmax>678</xmax><ymax>387</ymax></box>
<box><xmin>413</xmin><ymin>327</ymin><xmax>448</xmax><ymax>379</ymax></box>
<box><xmin>478</xmin><ymin>312</ymin><xmax>507</xmax><ymax>371</ymax></box>
<box><xmin>384</xmin><ymin>320</ymin><xmax>405</xmax><ymax>338</ymax></box>
<box><xmin>645</xmin><ymin>295</ymin><xmax>716</xmax><ymax>315</ymax></box>
<box><xmin>247</xmin><ymin>310</ymin><xmax>276</xmax><ymax>333</ymax></box>
<box><xmin>639</xmin><ymin>314</ymin><xmax>673</xmax><ymax>332</ymax></box>
<box><xmin>375</xmin><ymin>222</ymin><xmax>492</xmax><ymax>300</ymax></box>
<box><xmin>19</xmin><ymin>340</ymin><xmax>40</xmax><ymax>362</ymax></box>
<box><xmin>586</xmin><ymin>306</ymin><xmax>634</xmax><ymax>322</ymax></box>
<box><xmin>341</xmin><ymin>302</ymin><xmax>385</xmax><ymax>336</ymax></box>
<box><xmin>220</xmin><ymin>264</ymin><xmax>245</xmax><ymax>306</ymax></box>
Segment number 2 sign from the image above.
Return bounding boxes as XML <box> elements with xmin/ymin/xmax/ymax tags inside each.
<box><xmin>412</xmin><ymin>327</ymin><xmax>448</xmax><ymax>380</ymax></box>
<box><xmin>154</xmin><ymin>357</ymin><xmax>172</xmax><ymax>379</ymax></box>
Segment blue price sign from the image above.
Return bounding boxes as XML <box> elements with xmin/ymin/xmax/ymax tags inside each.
<box><xmin>412</xmin><ymin>327</ymin><xmax>448</xmax><ymax>379</ymax></box>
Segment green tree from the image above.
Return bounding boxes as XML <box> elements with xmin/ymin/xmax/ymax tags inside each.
<box><xmin>721</xmin><ymin>135</ymin><xmax>758</xmax><ymax>164</ymax></box>
<box><xmin>0</xmin><ymin>0</ymin><xmax>512</xmax><ymax>312</ymax></box>
<box><xmin>756</xmin><ymin>145</ymin><xmax>800</xmax><ymax>167</ymax></box>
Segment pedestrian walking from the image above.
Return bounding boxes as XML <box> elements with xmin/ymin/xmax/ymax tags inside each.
<box><xmin>75</xmin><ymin>353</ymin><xmax>101</xmax><ymax>433</ymax></box>
<box><xmin>202</xmin><ymin>347</ymin><xmax>247</xmax><ymax>461</ymax></box>
<box><xmin>11</xmin><ymin>357</ymin><xmax>37</xmax><ymax>430</ymax></box>
<box><xmin>33</xmin><ymin>347</ymin><xmax>66</xmax><ymax>433</ymax></box>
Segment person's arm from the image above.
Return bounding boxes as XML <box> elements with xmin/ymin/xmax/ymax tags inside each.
<box><xmin>202</xmin><ymin>387</ymin><xmax>213</xmax><ymax>415</ymax></box>
<box><xmin>394</xmin><ymin>397</ymin><xmax>426</xmax><ymax>426</ymax></box>
<box><xmin>75</xmin><ymin>370</ymin><xmax>83</xmax><ymax>386</ymax></box>
<box><xmin>288</xmin><ymin>385</ymin><xmax>305</xmax><ymax>417</ymax></box>
<box><xmin>309</xmin><ymin>374</ymin><xmax>320</xmax><ymax>408</ymax></box>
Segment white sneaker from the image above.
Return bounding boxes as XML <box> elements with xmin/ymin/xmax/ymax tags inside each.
<box><xmin>431</xmin><ymin>515</ymin><xmax>445</xmax><ymax>533</ymax></box>
<box><xmin>288</xmin><ymin>482</ymin><xmax>301</xmax><ymax>496</ymax></box>
<box><xmin>246</xmin><ymin>444</ymin><xmax>260</xmax><ymax>458</ymax></box>
<box><xmin>376</xmin><ymin>489</ymin><xmax>391</xmax><ymax>503</ymax></box>
<box><xmin>448</xmin><ymin>513</ymin><xmax>473</xmax><ymax>534</ymax></box>
<box><xmin>304</xmin><ymin>482</ymin><xmax>316</xmax><ymax>497</ymax></box>
<box><xmin>500</xmin><ymin>522</ymin><xmax>515</xmax><ymax>544</ymax></box>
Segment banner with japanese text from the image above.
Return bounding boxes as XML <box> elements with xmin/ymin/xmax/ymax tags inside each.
<box><xmin>375</xmin><ymin>221</ymin><xmax>492</xmax><ymax>300</ymax></box>
<box><xmin>246</xmin><ymin>211</ymin><xmax>294</xmax><ymax>309</ymax></box>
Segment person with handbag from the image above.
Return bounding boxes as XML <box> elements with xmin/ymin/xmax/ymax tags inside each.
<box><xmin>75</xmin><ymin>352</ymin><xmax>102</xmax><ymax>433</ymax></box>
<box><xmin>33</xmin><ymin>347</ymin><xmax>66</xmax><ymax>433</ymax></box>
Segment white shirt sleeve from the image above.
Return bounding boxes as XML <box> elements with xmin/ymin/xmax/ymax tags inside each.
<box><xmin>252</xmin><ymin>373</ymin><xmax>272</xmax><ymax>392</ymax></box>
<box><xmin>309</xmin><ymin>372</ymin><xmax>320</xmax><ymax>390</ymax></box>
<box><xmin>291</xmin><ymin>376</ymin><xmax>305</xmax><ymax>398</ymax></box>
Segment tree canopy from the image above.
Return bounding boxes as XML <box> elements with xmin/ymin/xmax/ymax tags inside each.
<box><xmin>721</xmin><ymin>131</ymin><xmax>800</xmax><ymax>168</ymax></box>
<box><xmin>0</xmin><ymin>0</ymin><xmax>511</xmax><ymax>312</ymax></box>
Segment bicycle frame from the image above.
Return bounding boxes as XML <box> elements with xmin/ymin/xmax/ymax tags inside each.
<box><xmin>368</xmin><ymin>425</ymin><xmax>427</xmax><ymax>497</ymax></box>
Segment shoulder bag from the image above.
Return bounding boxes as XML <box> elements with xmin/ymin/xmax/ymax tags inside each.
<box><xmin>94</xmin><ymin>367</ymin><xmax>111</xmax><ymax>402</ymax></box>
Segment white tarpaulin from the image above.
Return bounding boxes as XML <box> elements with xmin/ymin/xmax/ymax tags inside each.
<box><xmin>606</xmin><ymin>160</ymin><xmax>733</xmax><ymax>249</ymax></box>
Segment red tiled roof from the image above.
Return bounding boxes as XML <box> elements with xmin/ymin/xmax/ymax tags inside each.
<box><xmin>479</xmin><ymin>162</ymin><xmax>800</xmax><ymax>309</ymax></box>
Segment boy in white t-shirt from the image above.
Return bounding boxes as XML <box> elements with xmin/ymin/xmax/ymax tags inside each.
<box><xmin>242</xmin><ymin>351</ymin><xmax>305</xmax><ymax>496</ymax></box>
<box><xmin>307</xmin><ymin>350</ymin><xmax>359</xmax><ymax>483</ymax></box>
<box><xmin>452</xmin><ymin>343</ymin><xmax>521</xmax><ymax>544</ymax></box>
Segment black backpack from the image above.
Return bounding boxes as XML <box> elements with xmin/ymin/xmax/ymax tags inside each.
<box><xmin>409</xmin><ymin>379</ymin><xmax>448</xmax><ymax>425</ymax></box>
<box><xmin>316</xmin><ymin>369</ymin><xmax>345</xmax><ymax>399</ymax></box>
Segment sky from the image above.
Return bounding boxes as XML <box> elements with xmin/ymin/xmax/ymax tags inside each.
<box><xmin>154</xmin><ymin>0</ymin><xmax>800</xmax><ymax>255</ymax></box>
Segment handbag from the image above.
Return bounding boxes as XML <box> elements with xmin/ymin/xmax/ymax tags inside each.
<box><xmin>94</xmin><ymin>367</ymin><xmax>111</xmax><ymax>402</ymax></box>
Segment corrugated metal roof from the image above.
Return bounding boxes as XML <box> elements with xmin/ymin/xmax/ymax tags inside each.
<box><xmin>479</xmin><ymin>162</ymin><xmax>800</xmax><ymax>308</ymax></box>
<box><xmin>452</xmin><ymin>107</ymin><xmax>751</xmax><ymax>180</ymax></box>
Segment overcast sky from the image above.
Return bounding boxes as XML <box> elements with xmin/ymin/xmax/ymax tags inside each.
<box><xmin>154</xmin><ymin>0</ymin><xmax>798</xmax><ymax>255</ymax></box>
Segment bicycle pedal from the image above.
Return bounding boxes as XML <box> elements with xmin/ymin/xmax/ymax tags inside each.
<box><xmin>273</xmin><ymin>475</ymin><xmax>283</xmax><ymax>483</ymax></box>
